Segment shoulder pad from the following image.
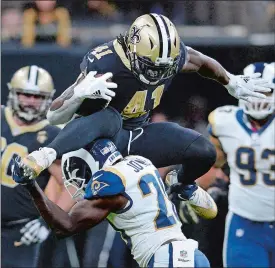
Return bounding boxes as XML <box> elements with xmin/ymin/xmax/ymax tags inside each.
<box><xmin>208</xmin><ymin>105</ymin><xmax>239</xmax><ymax>137</ymax></box>
<box><xmin>80</xmin><ymin>40</ymin><xmax>119</xmax><ymax>75</ymax></box>
<box><xmin>84</xmin><ymin>167</ymin><xmax>125</xmax><ymax>199</ymax></box>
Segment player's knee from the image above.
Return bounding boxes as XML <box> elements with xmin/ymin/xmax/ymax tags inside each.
<box><xmin>193</xmin><ymin>135</ymin><xmax>216</xmax><ymax>168</ymax></box>
<box><xmin>100</xmin><ymin>107</ymin><xmax>122</xmax><ymax>136</ymax></box>
<box><xmin>194</xmin><ymin>249</ymin><xmax>210</xmax><ymax>268</ymax></box>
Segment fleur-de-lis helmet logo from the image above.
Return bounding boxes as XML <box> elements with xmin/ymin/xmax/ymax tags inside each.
<box><xmin>130</xmin><ymin>25</ymin><xmax>142</xmax><ymax>44</ymax></box>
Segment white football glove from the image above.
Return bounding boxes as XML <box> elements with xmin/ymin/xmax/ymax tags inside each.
<box><xmin>225</xmin><ymin>72</ymin><xmax>273</xmax><ymax>102</ymax></box>
<box><xmin>19</xmin><ymin>218</ymin><xmax>50</xmax><ymax>246</ymax></box>
<box><xmin>74</xmin><ymin>71</ymin><xmax>117</xmax><ymax>102</ymax></box>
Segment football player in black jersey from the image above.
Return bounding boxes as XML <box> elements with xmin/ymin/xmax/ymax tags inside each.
<box><xmin>19</xmin><ymin>14</ymin><xmax>273</xmax><ymax>201</ymax></box>
<box><xmin>1</xmin><ymin>66</ymin><xmax>63</xmax><ymax>267</ymax></box>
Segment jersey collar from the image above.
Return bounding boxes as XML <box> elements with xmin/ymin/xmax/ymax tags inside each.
<box><xmin>236</xmin><ymin>109</ymin><xmax>275</xmax><ymax>136</ymax></box>
<box><xmin>113</xmin><ymin>39</ymin><xmax>131</xmax><ymax>71</ymax></box>
<box><xmin>5</xmin><ymin>107</ymin><xmax>49</xmax><ymax>136</ymax></box>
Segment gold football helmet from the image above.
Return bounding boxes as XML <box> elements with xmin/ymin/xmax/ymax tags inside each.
<box><xmin>7</xmin><ymin>65</ymin><xmax>55</xmax><ymax>122</ymax></box>
<box><xmin>124</xmin><ymin>13</ymin><xmax>181</xmax><ymax>85</ymax></box>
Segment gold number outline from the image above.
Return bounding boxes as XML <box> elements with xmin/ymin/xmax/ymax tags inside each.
<box><xmin>1</xmin><ymin>139</ymin><xmax>28</xmax><ymax>188</ymax></box>
<box><xmin>122</xmin><ymin>85</ymin><xmax>164</xmax><ymax>118</ymax></box>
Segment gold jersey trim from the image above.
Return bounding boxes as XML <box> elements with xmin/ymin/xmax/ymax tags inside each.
<box><xmin>4</xmin><ymin>107</ymin><xmax>49</xmax><ymax>136</ymax></box>
<box><xmin>113</xmin><ymin>39</ymin><xmax>131</xmax><ymax>71</ymax></box>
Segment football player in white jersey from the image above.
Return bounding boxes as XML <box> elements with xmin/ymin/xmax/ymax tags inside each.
<box><xmin>208</xmin><ymin>62</ymin><xmax>275</xmax><ymax>267</ymax></box>
<box><xmin>11</xmin><ymin>138</ymin><xmax>217</xmax><ymax>268</ymax></box>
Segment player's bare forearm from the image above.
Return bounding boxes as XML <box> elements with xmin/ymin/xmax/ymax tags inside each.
<box><xmin>26</xmin><ymin>181</ymin><xmax>77</xmax><ymax>237</ymax></box>
<box><xmin>47</xmin><ymin>73</ymin><xmax>85</xmax><ymax>124</ymax></box>
<box><xmin>182</xmin><ymin>47</ymin><xmax>230</xmax><ymax>85</ymax></box>
<box><xmin>26</xmin><ymin>182</ymin><xmax>121</xmax><ymax>238</ymax></box>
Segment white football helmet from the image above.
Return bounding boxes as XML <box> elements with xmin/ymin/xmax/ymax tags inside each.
<box><xmin>62</xmin><ymin>139</ymin><xmax>122</xmax><ymax>201</ymax></box>
<box><xmin>239</xmin><ymin>62</ymin><xmax>275</xmax><ymax>120</ymax></box>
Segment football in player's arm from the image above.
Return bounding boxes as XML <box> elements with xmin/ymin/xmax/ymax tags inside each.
<box><xmin>18</xmin><ymin>15</ymin><xmax>273</xmax><ymax>212</ymax></box>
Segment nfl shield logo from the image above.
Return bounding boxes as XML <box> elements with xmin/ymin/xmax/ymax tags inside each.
<box><xmin>180</xmin><ymin>250</ymin><xmax>187</xmax><ymax>258</ymax></box>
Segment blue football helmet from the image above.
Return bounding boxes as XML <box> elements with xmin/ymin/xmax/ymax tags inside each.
<box><xmin>62</xmin><ymin>139</ymin><xmax>123</xmax><ymax>201</ymax></box>
<box><xmin>239</xmin><ymin>62</ymin><xmax>275</xmax><ymax>120</ymax></box>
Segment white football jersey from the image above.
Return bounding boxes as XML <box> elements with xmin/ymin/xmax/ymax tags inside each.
<box><xmin>86</xmin><ymin>155</ymin><xmax>185</xmax><ymax>267</ymax></box>
<box><xmin>209</xmin><ymin>105</ymin><xmax>275</xmax><ymax>221</ymax></box>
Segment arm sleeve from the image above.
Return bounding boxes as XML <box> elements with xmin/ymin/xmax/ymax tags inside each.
<box><xmin>176</xmin><ymin>40</ymin><xmax>188</xmax><ymax>73</ymax></box>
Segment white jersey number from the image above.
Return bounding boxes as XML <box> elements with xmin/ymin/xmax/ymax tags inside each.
<box><xmin>236</xmin><ymin>147</ymin><xmax>275</xmax><ymax>186</ymax></box>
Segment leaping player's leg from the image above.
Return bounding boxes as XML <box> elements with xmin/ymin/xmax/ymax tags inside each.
<box><xmin>21</xmin><ymin>107</ymin><xmax>122</xmax><ymax>178</ymax></box>
<box><xmin>128</xmin><ymin>121</ymin><xmax>217</xmax><ymax>219</ymax></box>
<box><xmin>223</xmin><ymin>211</ymin><xmax>269</xmax><ymax>267</ymax></box>
<box><xmin>129</xmin><ymin>122</ymin><xmax>216</xmax><ymax>184</ymax></box>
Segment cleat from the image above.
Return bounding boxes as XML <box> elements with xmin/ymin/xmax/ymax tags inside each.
<box><xmin>21</xmin><ymin>156</ymin><xmax>45</xmax><ymax>179</ymax></box>
<box><xmin>165</xmin><ymin>170</ymin><xmax>218</xmax><ymax>220</ymax></box>
<box><xmin>20</xmin><ymin>148</ymin><xmax>57</xmax><ymax>179</ymax></box>
<box><xmin>182</xmin><ymin>185</ymin><xmax>218</xmax><ymax>220</ymax></box>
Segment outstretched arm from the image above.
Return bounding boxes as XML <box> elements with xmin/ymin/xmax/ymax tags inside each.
<box><xmin>182</xmin><ymin>46</ymin><xmax>229</xmax><ymax>85</ymax></box>
<box><xmin>24</xmin><ymin>181</ymin><xmax>123</xmax><ymax>238</ymax></box>
<box><xmin>181</xmin><ymin>46</ymin><xmax>273</xmax><ymax>102</ymax></box>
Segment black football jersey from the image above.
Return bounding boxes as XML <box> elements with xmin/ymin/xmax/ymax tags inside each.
<box><xmin>1</xmin><ymin>106</ymin><xmax>60</xmax><ymax>222</ymax></box>
<box><xmin>79</xmin><ymin>39</ymin><xmax>187</xmax><ymax>129</ymax></box>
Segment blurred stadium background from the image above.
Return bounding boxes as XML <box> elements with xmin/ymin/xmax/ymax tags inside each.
<box><xmin>1</xmin><ymin>1</ymin><xmax>274</xmax><ymax>267</ymax></box>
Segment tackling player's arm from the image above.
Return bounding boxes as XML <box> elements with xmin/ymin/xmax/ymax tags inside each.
<box><xmin>25</xmin><ymin>181</ymin><xmax>126</xmax><ymax>238</ymax></box>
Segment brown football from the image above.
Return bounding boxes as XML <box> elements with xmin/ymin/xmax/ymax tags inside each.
<box><xmin>76</xmin><ymin>74</ymin><xmax>110</xmax><ymax>116</ymax></box>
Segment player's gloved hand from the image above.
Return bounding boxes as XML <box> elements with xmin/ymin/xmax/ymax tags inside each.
<box><xmin>74</xmin><ymin>71</ymin><xmax>117</xmax><ymax>102</ymax></box>
<box><xmin>19</xmin><ymin>218</ymin><xmax>50</xmax><ymax>246</ymax></box>
<box><xmin>11</xmin><ymin>156</ymin><xmax>34</xmax><ymax>185</ymax></box>
<box><xmin>225</xmin><ymin>72</ymin><xmax>273</xmax><ymax>102</ymax></box>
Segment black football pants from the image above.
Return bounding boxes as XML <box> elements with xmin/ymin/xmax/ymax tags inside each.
<box><xmin>48</xmin><ymin>107</ymin><xmax>216</xmax><ymax>184</ymax></box>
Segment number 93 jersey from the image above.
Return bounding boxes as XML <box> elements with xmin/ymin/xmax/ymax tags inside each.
<box><xmin>84</xmin><ymin>155</ymin><xmax>185</xmax><ymax>267</ymax></box>
<box><xmin>208</xmin><ymin>105</ymin><xmax>275</xmax><ymax>221</ymax></box>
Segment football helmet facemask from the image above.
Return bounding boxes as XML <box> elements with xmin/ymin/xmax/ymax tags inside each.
<box><xmin>125</xmin><ymin>13</ymin><xmax>181</xmax><ymax>85</ymax></box>
<box><xmin>239</xmin><ymin>62</ymin><xmax>275</xmax><ymax>120</ymax></box>
<box><xmin>62</xmin><ymin>139</ymin><xmax>123</xmax><ymax>201</ymax></box>
<box><xmin>7</xmin><ymin>65</ymin><xmax>55</xmax><ymax>123</ymax></box>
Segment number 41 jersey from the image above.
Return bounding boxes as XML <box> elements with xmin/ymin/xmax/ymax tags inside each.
<box><xmin>208</xmin><ymin>106</ymin><xmax>275</xmax><ymax>221</ymax></box>
<box><xmin>84</xmin><ymin>155</ymin><xmax>185</xmax><ymax>267</ymax></box>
